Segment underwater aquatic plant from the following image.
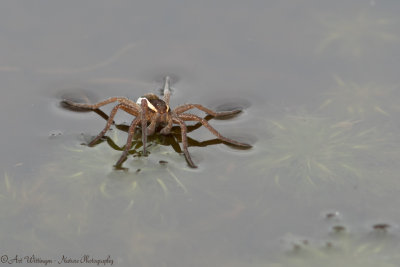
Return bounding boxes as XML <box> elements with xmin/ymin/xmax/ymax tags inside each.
<box><xmin>23</xmin><ymin>132</ymin><xmax>193</xmax><ymax>246</ymax></box>
<box><xmin>316</xmin><ymin>9</ymin><xmax>399</xmax><ymax>57</ymax></box>
<box><xmin>319</xmin><ymin>76</ymin><xmax>398</xmax><ymax>119</ymax></box>
<box><xmin>251</xmin><ymin>111</ymin><xmax>392</xmax><ymax>192</ymax></box>
<box><xmin>0</xmin><ymin>171</ymin><xmax>76</xmax><ymax>253</ymax></box>
<box><xmin>0</xmin><ymin>171</ymin><xmax>49</xmax><ymax>218</ymax></box>
<box><xmin>49</xmin><ymin>132</ymin><xmax>189</xmax><ymax>201</ymax></box>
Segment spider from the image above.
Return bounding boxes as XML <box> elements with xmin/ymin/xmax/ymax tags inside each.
<box><xmin>62</xmin><ymin>76</ymin><xmax>251</xmax><ymax>168</ymax></box>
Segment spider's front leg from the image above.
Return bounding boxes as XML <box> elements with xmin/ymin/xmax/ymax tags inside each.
<box><xmin>140</xmin><ymin>99</ymin><xmax>148</xmax><ymax>156</ymax></box>
<box><xmin>160</xmin><ymin>114</ymin><xmax>173</xmax><ymax>135</ymax></box>
<box><xmin>173</xmin><ymin>104</ymin><xmax>242</xmax><ymax>117</ymax></box>
<box><xmin>172</xmin><ymin>115</ymin><xmax>197</xmax><ymax>168</ymax></box>
<box><xmin>146</xmin><ymin>113</ymin><xmax>161</xmax><ymax>136</ymax></box>
<box><xmin>115</xmin><ymin>117</ymin><xmax>141</xmax><ymax>167</ymax></box>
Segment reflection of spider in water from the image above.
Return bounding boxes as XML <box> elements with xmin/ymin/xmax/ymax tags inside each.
<box><xmin>102</xmin><ymin>114</ymin><xmax>242</xmax><ymax>159</ymax></box>
<box><xmin>62</xmin><ymin>76</ymin><xmax>251</xmax><ymax>168</ymax></box>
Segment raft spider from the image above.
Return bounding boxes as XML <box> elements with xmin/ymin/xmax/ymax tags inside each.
<box><xmin>62</xmin><ymin>76</ymin><xmax>251</xmax><ymax>168</ymax></box>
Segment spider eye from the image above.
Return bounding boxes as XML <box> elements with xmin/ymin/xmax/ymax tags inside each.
<box><xmin>136</xmin><ymin>97</ymin><xmax>157</xmax><ymax>112</ymax></box>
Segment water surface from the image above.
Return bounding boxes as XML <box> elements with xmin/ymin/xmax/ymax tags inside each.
<box><xmin>1</xmin><ymin>1</ymin><xmax>400</xmax><ymax>266</ymax></box>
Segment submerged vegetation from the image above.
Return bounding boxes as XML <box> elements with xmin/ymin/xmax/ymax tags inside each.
<box><xmin>0</xmin><ymin>130</ymin><xmax>193</xmax><ymax>254</ymax></box>
<box><xmin>250</xmin><ymin>109</ymin><xmax>397</xmax><ymax>193</ymax></box>
<box><xmin>47</xmin><ymin>129</ymin><xmax>190</xmax><ymax>201</ymax></box>
<box><xmin>0</xmin><ymin>170</ymin><xmax>71</xmax><ymax>253</ymax></box>
<box><xmin>319</xmin><ymin>76</ymin><xmax>399</xmax><ymax>119</ymax></box>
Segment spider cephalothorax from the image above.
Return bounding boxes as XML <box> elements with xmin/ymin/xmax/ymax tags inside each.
<box><xmin>62</xmin><ymin>76</ymin><xmax>251</xmax><ymax>168</ymax></box>
<box><xmin>136</xmin><ymin>93</ymin><xmax>169</xmax><ymax>114</ymax></box>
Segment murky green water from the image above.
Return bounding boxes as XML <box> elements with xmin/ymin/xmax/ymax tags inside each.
<box><xmin>1</xmin><ymin>1</ymin><xmax>400</xmax><ymax>266</ymax></box>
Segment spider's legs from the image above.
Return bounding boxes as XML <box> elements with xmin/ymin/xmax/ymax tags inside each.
<box><xmin>178</xmin><ymin>113</ymin><xmax>251</xmax><ymax>147</ymax></box>
<box><xmin>146</xmin><ymin>113</ymin><xmax>160</xmax><ymax>136</ymax></box>
<box><xmin>172</xmin><ymin>116</ymin><xmax>197</xmax><ymax>168</ymax></box>
<box><xmin>140</xmin><ymin>99</ymin><xmax>148</xmax><ymax>156</ymax></box>
<box><xmin>115</xmin><ymin>117</ymin><xmax>141</xmax><ymax>167</ymax></box>
<box><xmin>160</xmin><ymin>115</ymin><xmax>173</xmax><ymax>135</ymax></box>
<box><xmin>88</xmin><ymin>103</ymin><xmax>127</xmax><ymax>146</ymax></box>
<box><xmin>62</xmin><ymin>97</ymin><xmax>141</xmax><ymax>113</ymax></box>
<box><xmin>173</xmin><ymin>104</ymin><xmax>241</xmax><ymax>117</ymax></box>
<box><xmin>162</xmin><ymin>76</ymin><xmax>171</xmax><ymax>106</ymax></box>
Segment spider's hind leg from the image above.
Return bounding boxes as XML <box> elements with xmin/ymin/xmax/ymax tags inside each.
<box><xmin>178</xmin><ymin>113</ymin><xmax>251</xmax><ymax>148</ymax></box>
<box><xmin>173</xmin><ymin>104</ymin><xmax>242</xmax><ymax>117</ymax></box>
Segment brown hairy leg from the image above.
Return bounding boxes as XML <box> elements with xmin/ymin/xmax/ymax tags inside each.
<box><xmin>172</xmin><ymin>115</ymin><xmax>197</xmax><ymax>168</ymax></box>
<box><xmin>174</xmin><ymin>104</ymin><xmax>241</xmax><ymax>117</ymax></box>
<box><xmin>87</xmin><ymin>103</ymin><xmax>139</xmax><ymax>146</ymax></box>
<box><xmin>115</xmin><ymin>117</ymin><xmax>141</xmax><ymax>167</ymax></box>
<box><xmin>62</xmin><ymin>97</ymin><xmax>140</xmax><ymax>112</ymax></box>
<box><xmin>178</xmin><ymin>113</ymin><xmax>251</xmax><ymax>147</ymax></box>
